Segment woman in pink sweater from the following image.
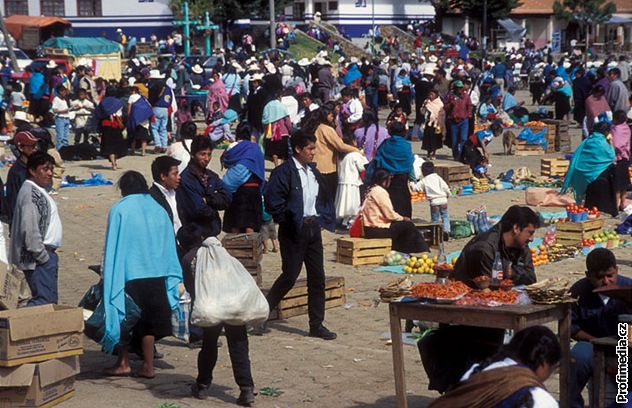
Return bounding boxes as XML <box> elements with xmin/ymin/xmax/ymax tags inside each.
<box><xmin>360</xmin><ymin>169</ymin><xmax>428</xmax><ymax>254</ymax></box>
<box><xmin>612</xmin><ymin>110</ymin><xmax>632</xmax><ymax>210</ymax></box>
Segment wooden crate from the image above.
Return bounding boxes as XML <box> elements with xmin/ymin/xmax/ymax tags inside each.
<box><xmin>526</xmin><ymin>124</ymin><xmax>556</xmax><ymax>153</ymax></box>
<box><xmin>542</xmin><ymin>119</ymin><xmax>570</xmax><ymax>152</ymax></box>
<box><xmin>515</xmin><ymin>141</ymin><xmax>545</xmax><ymax>156</ymax></box>
<box><xmin>222</xmin><ymin>233</ymin><xmax>263</xmax><ymax>262</ymax></box>
<box><xmin>435</xmin><ymin>164</ymin><xmax>471</xmax><ymax>187</ymax></box>
<box><xmin>266</xmin><ymin>277</ymin><xmax>346</xmax><ymax>320</ymax></box>
<box><xmin>556</xmin><ymin>218</ymin><xmax>605</xmax><ymax>245</ymax></box>
<box><xmin>336</xmin><ymin>237</ymin><xmax>392</xmax><ymax>265</ymax></box>
<box><xmin>415</xmin><ymin>222</ymin><xmax>443</xmax><ymax>248</ymax></box>
<box><xmin>245</xmin><ymin>264</ymin><xmax>262</xmax><ymax>287</ymax></box>
<box><xmin>541</xmin><ymin>158</ymin><xmax>569</xmax><ymax>177</ymax></box>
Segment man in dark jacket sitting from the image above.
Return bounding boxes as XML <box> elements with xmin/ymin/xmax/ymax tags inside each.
<box><xmin>261</xmin><ymin>129</ymin><xmax>337</xmax><ymax>340</ymax></box>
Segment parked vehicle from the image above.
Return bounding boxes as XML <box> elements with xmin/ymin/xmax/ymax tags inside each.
<box><xmin>0</xmin><ymin>47</ymin><xmax>32</xmax><ymax>70</ymax></box>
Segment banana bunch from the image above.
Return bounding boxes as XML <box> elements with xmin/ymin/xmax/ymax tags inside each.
<box><xmin>545</xmin><ymin>244</ymin><xmax>578</xmax><ymax>262</ymax></box>
<box><xmin>471</xmin><ymin>176</ymin><xmax>490</xmax><ymax>193</ymax></box>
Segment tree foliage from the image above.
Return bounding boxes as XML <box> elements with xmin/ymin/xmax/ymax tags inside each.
<box><xmin>428</xmin><ymin>0</ymin><xmax>522</xmax><ymax>34</ymax></box>
<box><xmin>553</xmin><ymin>0</ymin><xmax>616</xmax><ymax>25</ymax></box>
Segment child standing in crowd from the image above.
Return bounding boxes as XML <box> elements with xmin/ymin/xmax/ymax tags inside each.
<box><xmin>412</xmin><ymin>161</ymin><xmax>451</xmax><ymax>237</ymax></box>
<box><xmin>10</xmin><ymin>82</ymin><xmax>26</xmax><ymax>114</ymax></box>
<box><xmin>71</xmin><ymin>89</ymin><xmax>95</xmax><ymax>145</ymax></box>
<box><xmin>386</xmin><ymin>103</ymin><xmax>408</xmax><ymax>131</ymax></box>
<box><xmin>335</xmin><ymin>133</ymin><xmax>369</xmax><ymax>229</ymax></box>
<box><xmin>175</xmin><ymin>99</ymin><xmax>193</xmax><ymax>140</ymax></box>
<box><xmin>612</xmin><ymin>110</ymin><xmax>631</xmax><ymax>211</ymax></box>
<box><xmin>52</xmin><ymin>85</ymin><xmax>71</xmax><ymax>150</ymax></box>
<box><xmin>207</xmin><ymin>101</ymin><xmax>223</xmax><ymax>124</ymax></box>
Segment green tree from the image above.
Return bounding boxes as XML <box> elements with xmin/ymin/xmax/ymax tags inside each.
<box><xmin>428</xmin><ymin>0</ymin><xmax>522</xmax><ymax>37</ymax></box>
<box><xmin>553</xmin><ymin>0</ymin><xmax>616</xmax><ymax>51</ymax></box>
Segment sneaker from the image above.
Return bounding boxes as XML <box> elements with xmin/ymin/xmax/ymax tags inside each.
<box><xmin>308</xmin><ymin>325</ymin><xmax>337</xmax><ymax>340</ymax></box>
<box><xmin>236</xmin><ymin>386</ymin><xmax>255</xmax><ymax>406</ymax></box>
<box><xmin>191</xmin><ymin>383</ymin><xmax>209</xmax><ymax>399</ymax></box>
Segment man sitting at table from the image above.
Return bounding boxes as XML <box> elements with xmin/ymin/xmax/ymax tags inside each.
<box><xmin>418</xmin><ymin>205</ymin><xmax>540</xmax><ymax>394</ymax></box>
<box><xmin>569</xmin><ymin>248</ymin><xmax>632</xmax><ymax>408</ymax></box>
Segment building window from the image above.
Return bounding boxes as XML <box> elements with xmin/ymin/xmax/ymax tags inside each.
<box><xmin>293</xmin><ymin>2</ymin><xmax>305</xmax><ymax>19</ymax></box>
<box><xmin>77</xmin><ymin>0</ymin><xmax>101</xmax><ymax>16</ymax></box>
<box><xmin>328</xmin><ymin>1</ymin><xmax>338</xmax><ymax>11</ymax></box>
<box><xmin>40</xmin><ymin>0</ymin><xmax>65</xmax><ymax>16</ymax></box>
<box><xmin>5</xmin><ymin>0</ymin><xmax>28</xmax><ymax>15</ymax></box>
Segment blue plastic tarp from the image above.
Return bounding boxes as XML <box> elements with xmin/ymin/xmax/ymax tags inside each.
<box><xmin>42</xmin><ymin>37</ymin><xmax>120</xmax><ymax>55</ymax></box>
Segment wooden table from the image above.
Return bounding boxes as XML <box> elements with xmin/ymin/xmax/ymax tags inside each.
<box><xmin>388</xmin><ymin>301</ymin><xmax>572</xmax><ymax>408</ymax></box>
<box><xmin>591</xmin><ymin>336</ymin><xmax>631</xmax><ymax>408</ymax></box>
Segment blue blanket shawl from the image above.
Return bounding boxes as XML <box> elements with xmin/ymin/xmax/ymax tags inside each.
<box><xmin>561</xmin><ymin>132</ymin><xmax>615</xmax><ymax>200</ymax></box>
<box><xmin>344</xmin><ymin>64</ymin><xmax>362</xmax><ymax>86</ymax></box>
<box><xmin>101</xmin><ymin>194</ymin><xmax>183</xmax><ymax>353</ymax></box>
<box><xmin>262</xmin><ymin>100</ymin><xmax>289</xmax><ymax>125</ymax></box>
<box><xmin>365</xmin><ymin>135</ymin><xmax>414</xmax><ymax>183</ymax></box>
<box><xmin>221</xmin><ymin>141</ymin><xmax>266</xmax><ymax>187</ymax></box>
<box><xmin>126</xmin><ymin>96</ymin><xmax>154</xmax><ymax>133</ymax></box>
<box><xmin>97</xmin><ymin>97</ymin><xmax>124</xmax><ymax>119</ymax></box>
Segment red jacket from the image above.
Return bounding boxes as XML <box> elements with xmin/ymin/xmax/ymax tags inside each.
<box><xmin>445</xmin><ymin>92</ymin><xmax>473</xmax><ymax>122</ymax></box>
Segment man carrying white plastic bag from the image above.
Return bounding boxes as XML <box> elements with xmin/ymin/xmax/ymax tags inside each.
<box><xmin>182</xmin><ymin>231</ymin><xmax>268</xmax><ymax>406</ymax></box>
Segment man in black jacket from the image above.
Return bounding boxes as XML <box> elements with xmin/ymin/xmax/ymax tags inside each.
<box><xmin>261</xmin><ymin>129</ymin><xmax>337</xmax><ymax>340</ymax></box>
<box><xmin>149</xmin><ymin>156</ymin><xmax>182</xmax><ymax>233</ymax></box>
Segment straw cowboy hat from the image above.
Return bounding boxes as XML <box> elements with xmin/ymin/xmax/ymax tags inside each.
<box><xmin>249</xmin><ymin>73</ymin><xmax>264</xmax><ymax>82</ymax></box>
<box><xmin>148</xmin><ymin>69</ymin><xmax>165</xmax><ymax>79</ymax></box>
<box><xmin>350</xmin><ymin>56</ymin><xmax>358</xmax><ymax>64</ymax></box>
<box><xmin>247</xmin><ymin>63</ymin><xmax>261</xmax><ymax>72</ymax></box>
<box><xmin>297</xmin><ymin>58</ymin><xmax>311</xmax><ymax>67</ymax></box>
<box><xmin>231</xmin><ymin>61</ymin><xmax>244</xmax><ymax>72</ymax></box>
<box><xmin>423</xmin><ymin>63</ymin><xmax>437</xmax><ymax>76</ymax></box>
<box><xmin>428</xmin><ymin>55</ymin><xmax>438</xmax><ymax>63</ymax></box>
<box><xmin>191</xmin><ymin>64</ymin><xmax>203</xmax><ymax>74</ymax></box>
<box><xmin>265</xmin><ymin>62</ymin><xmax>277</xmax><ymax>74</ymax></box>
<box><xmin>46</xmin><ymin>60</ymin><xmax>57</xmax><ymax>69</ymax></box>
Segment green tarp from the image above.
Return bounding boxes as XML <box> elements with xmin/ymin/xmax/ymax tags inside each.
<box><xmin>42</xmin><ymin>37</ymin><xmax>120</xmax><ymax>55</ymax></box>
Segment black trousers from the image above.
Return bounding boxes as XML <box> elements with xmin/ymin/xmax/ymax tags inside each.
<box><xmin>322</xmin><ymin>172</ymin><xmax>338</xmax><ymax>202</ymax></box>
<box><xmin>266</xmin><ymin>222</ymin><xmax>325</xmax><ymax>329</ymax></box>
<box><xmin>197</xmin><ymin>324</ymin><xmax>254</xmax><ymax>388</ymax></box>
<box><xmin>74</xmin><ymin>128</ymin><xmax>90</xmax><ymax>144</ymax></box>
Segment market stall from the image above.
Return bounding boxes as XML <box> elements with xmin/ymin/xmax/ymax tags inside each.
<box><xmin>41</xmin><ymin>37</ymin><xmax>122</xmax><ymax>80</ymax></box>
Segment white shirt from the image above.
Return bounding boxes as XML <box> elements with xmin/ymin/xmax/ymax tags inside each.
<box><xmin>292</xmin><ymin>157</ymin><xmax>318</xmax><ymax>217</ymax></box>
<box><xmin>52</xmin><ymin>97</ymin><xmax>70</xmax><ymax>118</ymax></box>
<box><xmin>27</xmin><ymin>180</ymin><xmax>62</xmax><ymax>248</ymax></box>
<box><xmin>70</xmin><ymin>99</ymin><xmax>95</xmax><ymax>128</ymax></box>
<box><xmin>153</xmin><ymin>182</ymin><xmax>182</xmax><ymax>234</ymax></box>
<box><xmin>412</xmin><ymin>173</ymin><xmax>451</xmax><ymax>206</ymax></box>
<box><xmin>166</xmin><ymin>140</ymin><xmax>192</xmax><ymax>173</ymax></box>
<box><xmin>462</xmin><ymin>358</ymin><xmax>558</xmax><ymax>408</ymax></box>
<box><xmin>281</xmin><ymin>95</ymin><xmax>299</xmax><ymax>125</ymax></box>
<box><xmin>347</xmin><ymin>98</ymin><xmax>364</xmax><ymax>124</ymax></box>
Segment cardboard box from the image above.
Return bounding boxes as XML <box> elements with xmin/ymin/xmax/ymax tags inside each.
<box><xmin>0</xmin><ymin>356</ymin><xmax>78</xmax><ymax>407</ymax></box>
<box><xmin>0</xmin><ymin>266</ymin><xmax>20</xmax><ymax>310</ymax></box>
<box><xmin>0</xmin><ymin>305</ymin><xmax>83</xmax><ymax>367</ymax></box>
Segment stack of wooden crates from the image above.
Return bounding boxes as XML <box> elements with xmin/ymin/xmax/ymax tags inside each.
<box><xmin>543</xmin><ymin>119</ymin><xmax>571</xmax><ymax>152</ymax></box>
<box><xmin>435</xmin><ymin>164</ymin><xmax>472</xmax><ymax>187</ymax></box>
<box><xmin>540</xmin><ymin>158</ymin><xmax>569</xmax><ymax>177</ymax></box>
<box><xmin>515</xmin><ymin>123</ymin><xmax>556</xmax><ymax>156</ymax></box>
<box><xmin>556</xmin><ymin>219</ymin><xmax>604</xmax><ymax>246</ymax></box>
<box><xmin>336</xmin><ymin>237</ymin><xmax>392</xmax><ymax>265</ymax></box>
<box><xmin>222</xmin><ymin>233</ymin><xmax>263</xmax><ymax>287</ymax></box>
<box><xmin>265</xmin><ymin>277</ymin><xmax>346</xmax><ymax>320</ymax></box>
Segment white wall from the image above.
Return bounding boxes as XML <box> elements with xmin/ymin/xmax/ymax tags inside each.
<box><xmin>3</xmin><ymin>0</ymin><xmax>172</xmax><ymax>17</ymax></box>
<box><xmin>336</xmin><ymin>0</ymin><xmax>434</xmax><ymax>18</ymax></box>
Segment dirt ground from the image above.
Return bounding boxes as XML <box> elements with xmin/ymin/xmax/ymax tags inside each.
<box><xmin>6</xmin><ymin>90</ymin><xmax>629</xmax><ymax>408</ymax></box>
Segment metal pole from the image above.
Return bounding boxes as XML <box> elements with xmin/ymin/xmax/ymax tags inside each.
<box><xmin>269</xmin><ymin>0</ymin><xmax>276</xmax><ymax>49</ymax></box>
<box><xmin>372</xmin><ymin>0</ymin><xmax>375</xmax><ymax>40</ymax></box>
<box><xmin>183</xmin><ymin>1</ymin><xmax>190</xmax><ymax>57</ymax></box>
<box><xmin>204</xmin><ymin>12</ymin><xmax>211</xmax><ymax>56</ymax></box>
<box><xmin>482</xmin><ymin>0</ymin><xmax>487</xmax><ymax>64</ymax></box>
<box><xmin>0</xmin><ymin>9</ymin><xmax>19</xmax><ymax>72</ymax></box>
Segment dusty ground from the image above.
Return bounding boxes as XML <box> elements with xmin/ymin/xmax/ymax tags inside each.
<box><xmin>6</xmin><ymin>90</ymin><xmax>629</xmax><ymax>408</ymax></box>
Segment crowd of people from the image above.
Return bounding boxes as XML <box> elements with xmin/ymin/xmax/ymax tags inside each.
<box><xmin>0</xmin><ymin>21</ymin><xmax>630</xmax><ymax>407</ymax></box>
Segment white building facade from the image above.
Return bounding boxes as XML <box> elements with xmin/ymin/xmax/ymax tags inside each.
<box><xmin>1</xmin><ymin>0</ymin><xmax>174</xmax><ymax>39</ymax></box>
<box><xmin>290</xmin><ymin>0</ymin><xmax>435</xmax><ymax>37</ymax></box>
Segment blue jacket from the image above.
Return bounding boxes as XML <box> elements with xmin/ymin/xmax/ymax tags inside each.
<box><xmin>264</xmin><ymin>160</ymin><xmax>335</xmax><ymax>238</ymax></box>
<box><xmin>176</xmin><ymin>165</ymin><xmax>231</xmax><ymax>238</ymax></box>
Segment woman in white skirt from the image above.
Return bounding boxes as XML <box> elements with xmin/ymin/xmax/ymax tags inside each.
<box><xmin>335</xmin><ymin>133</ymin><xmax>368</xmax><ymax>228</ymax></box>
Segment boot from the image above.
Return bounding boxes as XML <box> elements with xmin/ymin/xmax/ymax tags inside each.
<box><xmin>236</xmin><ymin>386</ymin><xmax>255</xmax><ymax>406</ymax></box>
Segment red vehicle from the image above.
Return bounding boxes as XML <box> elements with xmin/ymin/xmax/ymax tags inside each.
<box><xmin>11</xmin><ymin>58</ymin><xmax>73</xmax><ymax>82</ymax></box>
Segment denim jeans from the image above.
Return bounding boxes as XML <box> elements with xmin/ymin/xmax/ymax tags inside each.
<box><xmin>54</xmin><ymin>117</ymin><xmax>71</xmax><ymax>150</ymax></box>
<box><xmin>366</xmin><ymin>92</ymin><xmax>378</xmax><ymax>113</ymax></box>
<box><xmin>152</xmin><ymin>107</ymin><xmax>169</xmax><ymax>148</ymax></box>
<box><xmin>24</xmin><ymin>249</ymin><xmax>58</xmax><ymax>306</ymax></box>
<box><xmin>430</xmin><ymin>204</ymin><xmax>450</xmax><ymax>234</ymax></box>
<box><xmin>450</xmin><ymin>119</ymin><xmax>469</xmax><ymax>160</ymax></box>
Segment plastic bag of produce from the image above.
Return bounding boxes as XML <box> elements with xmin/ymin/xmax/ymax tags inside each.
<box><xmin>382</xmin><ymin>250</ymin><xmax>410</xmax><ymax>266</ymax></box>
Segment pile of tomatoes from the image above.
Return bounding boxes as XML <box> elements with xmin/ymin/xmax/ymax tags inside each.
<box><xmin>565</xmin><ymin>205</ymin><xmax>600</xmax><ymax>217</ymax></box>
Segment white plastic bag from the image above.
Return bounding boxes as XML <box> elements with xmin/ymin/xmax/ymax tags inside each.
<box><xmin>191</xmin><ymin>237</ymin><xmax>269</xmax><ymax>327</ymax></box>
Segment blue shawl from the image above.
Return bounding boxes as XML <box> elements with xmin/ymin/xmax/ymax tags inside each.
<box><xmin>344</xmin><ymin>64</ymin><xmax>362</xmax><ymax>85</ymax></box>
<box><xmin>561</xmin><ymin>132</ymin><xmax>615</xmax><ymax>201</ymax></box>
<box><xmin>262</xmin><ymin>100</ymin><xmax>289</xmax><ymax>124</ymax></box>
<box><xmin>101</xmin><ymin>194</ymin><xmax>183</xmax><ymax>353</ymax></box>
<box><xmin>221</xmin><ymin>141</ymin><xmax>266</xmax><ymax>187</ymax></box>
<box><xmin>97</xmin><ymin>97</ymin><xmax>124</xmax><ymax>119</ymax></box>
<box><xmin>126</xmin><ymin>96</ymin><xmax>154</xmax><ymax>133</ymax></box>
<box><xmin>365</xmin><ymin>135</ymin><xmax>414</xmax><ymax>183</ymax></box>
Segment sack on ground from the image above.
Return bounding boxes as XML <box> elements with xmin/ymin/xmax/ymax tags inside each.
<box><xmin>85</xmin><ymin>293</ymin><xmax>141</xmax><ymax>345</ymax></box>
<box><xmin>191</xmin><ymin>237</ymin><xmax>269</xmax><ymax>327</ymax></box>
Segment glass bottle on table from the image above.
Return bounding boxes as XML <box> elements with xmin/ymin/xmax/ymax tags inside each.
<box><xmin>435</xmin><ymin>242</ymin><xmax>449</xmax><ymax>285</ymax></box>
<box><xmin>491</xmin><ymin>251</ymin><xmax>503</xmax><ymax>289</ymax></box>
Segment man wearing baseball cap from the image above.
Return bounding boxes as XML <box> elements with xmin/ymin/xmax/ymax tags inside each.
<box><xmin>4</xmin><ymin>131</ymin><xmax>39</xmax><ymax>226</ymax></box>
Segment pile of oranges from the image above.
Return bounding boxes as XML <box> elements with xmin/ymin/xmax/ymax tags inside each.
<box><xmin>411</xmin><ymin>192</ymin><xmax>426</xmax><ymax>202</ymax></box>
<box><xmin>628</xmin><ymin>167</ymin><xmax>632</xmax><ymax>181</ymax></box>
<box><xmin>530</xmin><ymin>245</ymin><xmax>549</xmax><ymax>267</ymax></box>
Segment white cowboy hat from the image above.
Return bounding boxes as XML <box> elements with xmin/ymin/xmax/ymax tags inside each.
<box><xmin>231</xmin><ymin>61</ymin><xmax>244</xmax><ymax>72</ymax></box>
<box><xmin>116</xmin><ymin>28</ymin><xmax>122</xmax><ymax>33</ymax></box>
<box><xmin>428</xmin><ymin>55</ymin><xmax>438</xmax><ymax>63</ymax></box>
<box><xmin>131</xmin><ymin>58</ymin><xmax>140</xmax><ymax>66</ymax></box>
<box><xmin>297</xmin><ymin>58</ymin><xmax>310</xmax><ymax>67</ymax></box>
<box><xmin>245</xmin><ymin>57</ymin><xmax>256</xmax><ymax>65</ymax></box>
<box><xmin>46</xmin><ymin>60</ymin><xmax>57</xmax><ymax>69</ymax></box>
<box><xmin>191</xmin><ymin>64</ymin><xmax>203</xmax><ymax>74</ymax></box>
<box><xmin>382</xmin><ymin>56</ymin><xmax>390</xmax><ymax>65</ymax></box>
<box><xmin>148</xmin><ymin>69</ymin><xmax>165</xmax><ymax>79</ymax></box>
<box><xmin>350</xmin><ymin>57</ymin><xmax>359</xmax><ymax>64</ymax></box>
<box><xmin>319</xmin><ymin>58</ymin><xmax>332</xmax><ymax>66</ymax></box>
<box><xmin>13</xmin><ymin>111</ymin><xmax>30</xmax><ymax>123</ymax></box>
<box><xmin>247</xmin><ymin>63</ymin><xmax>260</xmax><ymax>72</ymax></box>
<box><xmin>338</xmin><ymin>57</ymin><xmax>345</xmax><ymax>64</ymax></box>
<box><xmin>128</xmin><ymin>77</ymin><xmax>136</xmax><ymax>87</ymax></box>
<box><xmin>423</xmin><ymin>65</ymin><xmax>436</xmax><ymax>76</ymax></box>
<box><xmin>316</xmin><ymin>50</ymin><xmax>328</xmax><ymax>59</ymax></box>
<box><xmin>249</xmin><ymin>73</ymin><xmax>264</xmax><ymax>82</ymax></box>
<box><xmin>265</xmin><ymin>62</ymin><xmax>277</xmax><ymax>74</ymax></box>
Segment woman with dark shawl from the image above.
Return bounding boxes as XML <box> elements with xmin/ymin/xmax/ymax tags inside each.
<box><xmin>98</xmin><ymin>87</ymin><xmax>127</xmax><ymax>170</ymax></box>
